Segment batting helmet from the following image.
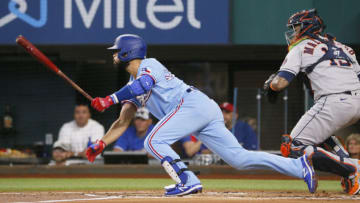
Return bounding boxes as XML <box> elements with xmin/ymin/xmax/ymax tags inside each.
<box><xmin>108</xmin><ymin>34</ymin><xmax>147</xmax><ymax>62</ymax></box>
<box><xmin>285</xmin><ymin>9</ymin><xmax>325</xmax><ymax>45</ymax></box>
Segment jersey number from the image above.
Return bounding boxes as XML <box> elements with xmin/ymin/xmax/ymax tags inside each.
<box><xmin>329</xmin><ymin>59</ymin><xmax>351</xmax><ymax>67</ymax></box>
<box><xmin>321</xmin><ymin>48</ymin><xmax>351</xmax><ymax>67</ymax></box>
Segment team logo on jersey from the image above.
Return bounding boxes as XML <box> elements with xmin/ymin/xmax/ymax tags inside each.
<box><xmin>141</xmin><ymin>67</ymin><xmax>152</xmax><ymax>74</ymax></box>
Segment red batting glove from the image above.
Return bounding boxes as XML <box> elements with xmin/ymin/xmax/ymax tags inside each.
<box><xmin>91</xmin><ymin>96</ymin><xmax>114</xmax><ymax>112</ymax></box>
<box><xmin>86</xmin><ymin>140</ymin><xmax>106</xmax><ymax>162</ymax></box>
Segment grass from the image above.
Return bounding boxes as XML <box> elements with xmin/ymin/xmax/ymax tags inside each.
<box><xmin>0</xmin><ymin>178</ymin><xmax>342</xmax><ymax>192</ymax></box>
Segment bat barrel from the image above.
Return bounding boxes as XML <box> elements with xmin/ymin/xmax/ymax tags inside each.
<box><xmin>16</xmin><ymin>35</ymin><xmax>60</xmax><ymax>74</ymax></box>
<box><xmin>16</xmin><ymin>35</ymin><xmax>93</xmax><ymax>101</ymax></box>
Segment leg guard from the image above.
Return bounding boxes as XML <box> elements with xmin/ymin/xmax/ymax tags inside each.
<box><xmin>161</xmin><ymin>156</ymin><xmax>188</xmax><ymax>185</ymax></box>
<box><xmin>322</xmin><ymin>136</ymin><xmax>349</xmax><ymax>158</ymax></box>
<box><xmin>304</xmin><ymin>146</ymin><xmax>356</xmax><ymax>177</ymax></box>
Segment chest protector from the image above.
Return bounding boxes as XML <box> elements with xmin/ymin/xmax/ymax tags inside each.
<box><xmin>304</xmin><ymin>37</ymin><xmax>354</xmax><ymax>74</ymax></box>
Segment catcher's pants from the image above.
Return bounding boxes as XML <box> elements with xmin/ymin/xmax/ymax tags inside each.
<box><xmin>291</xmin><ymin>91</ymin><xmax>360</xmax><ymax>145</ymax></box>
<box><xmin>290</xmin><ymin>92</ymin><xmax>360</xmax><ymax>176</ymax></box>
<box><xmin>144</xmin><ymin>90</ymin><xmax>303</xmax><ymax>186</ymax></box>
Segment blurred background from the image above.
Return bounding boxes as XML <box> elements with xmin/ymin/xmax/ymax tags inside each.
<box><xmin>0</xmin><ymin>0</ymin><xmax>360</xmax><ymax>165</ymax></box>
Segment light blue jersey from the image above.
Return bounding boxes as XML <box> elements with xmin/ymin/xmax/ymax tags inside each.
<box><xmin>127</xmin><ymin>58</ymin><xmax>190</xmax><ymax>119</ymax></box>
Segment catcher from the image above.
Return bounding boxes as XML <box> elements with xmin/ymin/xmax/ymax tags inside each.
<box><xmin>264</xmin><ymin>8</ymin><xmax>360</xmax><ymax>195</ymax></box>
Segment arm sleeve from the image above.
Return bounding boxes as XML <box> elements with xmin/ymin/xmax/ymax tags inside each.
<box><xmin>279</xmin><ymin>46</ymin><xmax>302</xmax><ymax>75</ymax></box>
<box><xmin>277</xmin><ymin>71</ymin><xmax>296</xmax><ymax>83</ymax></box>
<box><xmin>110</xmin><ymin>75</ymin><xmax>154</xmax><ymax>103</ymax></box>
<box><xmin>120</xmin><ymin>77</ymin><xmax>142</xmax><ymax>108</ymax></box>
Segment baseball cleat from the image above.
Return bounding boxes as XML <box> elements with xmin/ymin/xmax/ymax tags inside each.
<box><xmin>165</xmin><ymin>183</ymin><xmax>202</xmax><ymax>196</ymax></box>
<box><xmin>300</xmin><ymin>154</ymin><xmax>318</xmax><ymax>193</ymax></box>
<box><xmin>164</xmin><ymin>184</ymin><xmax>176</xmax><ymax>192</ymax></box>
<box><xmin>344</xmin><ymin>173</ymin><xmax>360</xmax><ymax>195</ymax></box>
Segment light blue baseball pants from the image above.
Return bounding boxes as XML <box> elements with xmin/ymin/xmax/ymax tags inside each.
<box><xmin>144</xmin><ymin>90</ymin><xmax>303</xmax><ymax>186</ymax></box>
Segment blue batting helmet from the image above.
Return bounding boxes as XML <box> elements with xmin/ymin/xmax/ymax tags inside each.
<box><xmin>285</xmin><ymin>9</ymin><xmax>325</xmax><ymax>45</ymax></box>
<box><xmin>108</xmin><ymin>34</ymin><xmax>147</xmax><ymax>62</ymax></box>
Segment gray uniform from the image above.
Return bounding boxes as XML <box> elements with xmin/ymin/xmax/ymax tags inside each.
<box><xmin>279</xmin><ymin>36</ymin><xmax>360</xmax><ymax>177</ymax></box>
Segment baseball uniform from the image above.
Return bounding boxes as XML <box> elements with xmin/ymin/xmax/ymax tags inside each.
<box><xmin>278</xmin><ymin>36</ymin><xmax>360</xmax><ymax>177</ymax></box>
<box><xmin>124</xmin><ymin>58</ymin><xmax>308</xmax><ymax>186</ymax></box>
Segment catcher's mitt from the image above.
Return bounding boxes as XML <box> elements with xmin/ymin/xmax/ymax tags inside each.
<box><xmin>263</xmin><ymin>73</ymin><xmax>279</xmax><ymax>104</ymax></box>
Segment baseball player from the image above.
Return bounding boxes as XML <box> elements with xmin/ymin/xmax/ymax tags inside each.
<box><xmin>86</xmin><ymin>34</ymin><xmax>317</xmax><ymax>196</ymax></box>
<box><xmin>264</xmin><ymin>9</ymin><xmax>360</xmax><ymax>195</ymax></box>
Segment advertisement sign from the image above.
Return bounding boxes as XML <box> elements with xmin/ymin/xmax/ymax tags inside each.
<box><xmin>0</xmin><ymin>0</ymin><xmax>229</xmax><ymax>44</ymax></box>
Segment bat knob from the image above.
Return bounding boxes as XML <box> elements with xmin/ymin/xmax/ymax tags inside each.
<box><xmin>16</xmin><ymin>35</ymin><xmax>24</xmax><ymax>43</ymax></box>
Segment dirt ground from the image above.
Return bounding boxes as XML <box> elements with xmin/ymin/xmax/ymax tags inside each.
<box><xmin>0</xmin><ymin>165</ymin><xmax>353</xmax><ymax>202</ymax></box>
<box><xmin>1</xmin><ymin>190</ymin><xmax>360</xmax><ymax>203</ymax></box>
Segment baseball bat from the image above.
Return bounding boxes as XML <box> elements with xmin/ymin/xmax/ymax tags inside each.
<box><xmin>16</xmin><ymin>35</ymin><xmax>93</xmax><ymax>101</ymax></box>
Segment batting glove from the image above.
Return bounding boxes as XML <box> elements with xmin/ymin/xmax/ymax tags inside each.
<box><xmin>86</xmin><ymin>140</ymin><xmax>106</xmax><ymax>162</ymax></box>
<box><xmin>91</xmin><ymin>96</ymin><xmax>114</xmax><ymax>112</ymax></box>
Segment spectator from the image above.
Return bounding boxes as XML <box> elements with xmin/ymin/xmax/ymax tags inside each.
<box><xmin>52</xmin><ymin>140</ymin><xmax>72</xmax><ymax>165</ymax></box>
<box><xmin>113</xmin><ymin>107</ymin><xmax>154</xmax><ymax>152</ymax></box>
<box><xmin>52</xmin><ymin>104</ymin><xmax>104</xmax><ymax>165</ymax></box>
<box><xmin>243</xmin><ymin>116</ymin><xmax>257</xmax><ymax>132</ymax></box>
<box><xmin>179</xmin><ymin>135</ymin><xmax>211</xmax><ymax>158</ymax></box>
<box><xmin>345</xmin><ymin>133</ymin><xmax>360</xmax><ymax>159</ymax></box>
<box><xmin>220</xmin><ymin>102</ymin><xmax>258</xmax><ymax>150</ymax></box>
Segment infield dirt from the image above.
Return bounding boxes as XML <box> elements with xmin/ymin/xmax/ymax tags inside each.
<box><xmin>2</xmin><ymin>190</ymin><xmax>360</xmax><ymax>203</ymax></box>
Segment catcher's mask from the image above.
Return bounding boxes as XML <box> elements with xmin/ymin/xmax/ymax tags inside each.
<box><xmin>285</xmin><ymin>8</ymin><xmax>325</xmax><ymax>45</ymax></box>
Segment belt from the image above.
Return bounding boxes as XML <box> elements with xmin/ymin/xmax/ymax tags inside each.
<box><xmin>342</xmin><ymin>90</ymin><xmax>360</xmax><ymax>96</ymax></box>
<box><xmin>320</xmin><ymin>90</ymin><xmax>360</xmax><ymax>99</ymax></box>
<box><xmin>186</xmin><ymin>86</ymin><xmax>197</xmax><ymax>93</ymax></box>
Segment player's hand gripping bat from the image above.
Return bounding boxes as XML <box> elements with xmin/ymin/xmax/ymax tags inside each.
<box><xmin>16</xmin><ymin>35</ymin><xmax>93</xmax><ymax>101</ymax></box>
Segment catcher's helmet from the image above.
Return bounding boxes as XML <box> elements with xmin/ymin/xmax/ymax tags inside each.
<box><xmin>285</xmin><ymin>9</ymin><xmax>325</xmax><ymax>45</ymax></box>
<box><xmin>108</xmin><ymin>34</ymin><xmax>147</xmax><ymax>62</ymax></box>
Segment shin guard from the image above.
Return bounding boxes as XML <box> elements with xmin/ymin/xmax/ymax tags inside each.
<box><xmin>161</xmin><ymin>156</ymin><xmax>188</xmax><ymax>185</ymax></box>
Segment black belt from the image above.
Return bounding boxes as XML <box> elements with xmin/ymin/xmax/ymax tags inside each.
<box><xmin>186</xmin><ymin>87</ymin><xmax>196</xmax><ymax>93</ymax></box>
<box><xmin>320</xmin><ymin>91</ymin><xmax>353</xmax><ymax>99</ymax></box>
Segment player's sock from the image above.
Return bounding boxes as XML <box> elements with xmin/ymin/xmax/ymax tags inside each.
<box><xmin>172</xmin><ymin>160</ymin><xmax>201</xmax><ymax>186</ymax></box>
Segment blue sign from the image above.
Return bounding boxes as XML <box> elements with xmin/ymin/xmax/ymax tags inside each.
<box><xmin>0</xmin><ymin>0</ymin><xmax>229</xmax><ymax>44</ymax></box>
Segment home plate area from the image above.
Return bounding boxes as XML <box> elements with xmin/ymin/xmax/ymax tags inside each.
<box><xmin>2</xmin><ymin>191</ymin><xmax>360</xmax><ymax>203</ymax></box>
